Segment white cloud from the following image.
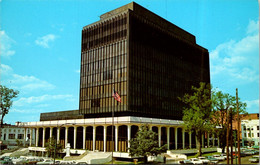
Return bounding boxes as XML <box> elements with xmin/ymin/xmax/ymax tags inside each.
<box><xmin>0</xmin><ymin>30</ymin><xmax>15</xmax><ymax>57</ymax></box>
<box><xmin>1</xmin><ymin>64</ymin><xmax>55</xmax><ymax>92</ymax></box>
<box><xmin>210</xmin><ymin>20</ymin><xmax>259</xmax><ymax>83</ymax></box>
<box><xmin>14</xmin><ymin>94</ymin><xmax>74</xmax><ymax>107</ymax></box>
<box><xmin>244</xmin><ymin>99</ymin><xmax>259</xmax><ymax>109</ymax></box>
<box><xmin>10</xmin><ymin>74</ymin><xmax>55</xmax><ymax>91</ymax></box>
<box><xmin>247</xmin><ymin>20</ymin><xmax>259</xmax><ymax>35</ymax></box>
<box><xmin>0</xmin><ymin>64</ymin><xmax>13</xmax><ymax>75</ymax></box>
<box><xmin>35</xmin><ymin>34</ymin><xmax>57</xmax><ymax>48</ymax></box>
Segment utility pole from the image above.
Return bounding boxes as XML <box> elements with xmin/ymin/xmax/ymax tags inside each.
<box><xmin>230</xmin><ymin>108</ymin><xmax>233</xmax><ymax>165</ymax></box>
<box><xmin>226</xmin><ymin>109</ymin><xmax>230</xmax><ymax>165</ymax></box>
<box><xmin>236</xmin><ymin>88</ymin><xmax>241</xmax><ymax>164</ymax></box>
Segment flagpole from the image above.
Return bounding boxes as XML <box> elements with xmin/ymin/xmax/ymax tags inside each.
<box><xmin>112</xmin><ymin>88</ymin><xmax>114</xmax><ymax>164</ymax></box>
<box><xmin>111</xmin><ymin>88</ymin><xmax>121</xmax><ymax>164</ymax></box>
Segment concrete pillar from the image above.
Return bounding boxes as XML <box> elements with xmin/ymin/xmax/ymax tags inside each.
<box><xmin>30</xmin><ymin>128</ymin><xmax>33</xmax><ymax>146</ymax></box>
<box><xmin>83</xmin><ymin>126</ymin><xmax>86</xmax><ymax>150</ymax></box>
<box><xmin>127</xmin><ymin>125</ymin><xmax>131</xmax><ymax>152</ymax></box>
<box><xmin>103</xmin><ymin>126</ymin><xmax>107</xmax><ymax>152</ymax></box>
<box><xmin>65</xmin><ymin>127</ymin><xmax>68</xmax><ymax>147</ymax></box>
<box><xmin>93</xmin><ymin>126</ymin><xmax>96</xmax><ymax>151</ymax></box>
<box><xmin>158</xmin><ymin>126</ymin><xmax>161</xmax><ymax>147</ymax></box>
<box><xmin>50</xmin><ymin>127</ymin><xmax>53</xmax><ymax>138</ymax></box>
<box><xmin>74</xmin><ymin>126</ymin><xmax>77</xmax><ymax>149</ymax></box>
<box><xmin>36</xmin><ymin>128</ymin><xmax>39</xmax><ymax>147</ymax></box>
<box><xmin>189</xmin><ymin>131</ymin><xmax>192</xmax><ymax>149</ymax></box>
<box><xmin>182</xmin><ymin>128</ymin><xmax>185</xmax><ymax>149</ymax></box>
<box><xmin>115</xmin><ymin>125</ymin><xmax>118</xmax><ymax>152</ymax></box>
<box><xmin>202</xmin><ymin>134</ymin><xmax>204</xmax><ymax>148</ymax></box>
<box><xmin>175</xmin><ymin>128</ymin><xmax>178</xmax><ymax>149</ymax></box>
<box><xmin>15</xmin><ymin>128</ymin><xmax>18</xmax><ymax>140</ymax></box>
<box><xmin>42</xmin><ymin>127</ymin><xmax>46</xmax><ymax>147</ymax></box>
<box><xmin>57</xmin><ymin>127</ymin><xmax>60</xmax><ymax>143</ymax></box>
<box><xmin>24</xmin><ymin>128</ymin><xmax>27</xmax><ymax>146</ymax></box>
<box><xmin>167</xmin><ymin>127</ymin><xmax>170</xmax><ymax>150</ymax></box>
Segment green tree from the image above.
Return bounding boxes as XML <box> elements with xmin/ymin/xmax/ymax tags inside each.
<box><xmin>211</xmin><ymin>90</ymin><xmax>247</xmax><ymax>153</ymax></box>
<box><xmin>129</xmin><ymin>124</ymin><xmax>167</xmax><ymax>163</ymax></box>
<box><xmin>45</xmin><ymin>137</ymin><xmax>63</xmax><ymax>159</ymax></box>
<box><xmin>0</xmin><ymin>85</ymin><xmax>19</xmax><ymax>126</ymax></box>
<box><xmin>179</xmin><ymin>82</ymin><xmax>212</xmax><ymax>156</ymax></box>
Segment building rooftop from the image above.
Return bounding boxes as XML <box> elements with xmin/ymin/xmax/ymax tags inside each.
<box><xmin>83</xmin><ymin>2</ymin><xmax>196</xmax><ymax>44</ymax></box>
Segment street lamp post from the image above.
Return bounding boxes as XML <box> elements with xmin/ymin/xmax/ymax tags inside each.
<box><xmin>53</xmin><ymin>123</ymin><xmax>75</xmax><ymax>164</ymax></box>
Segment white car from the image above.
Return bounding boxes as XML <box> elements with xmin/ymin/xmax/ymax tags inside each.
<box><xmin>189</xmin><ymin>158</ymin><xmax>203</xmax><ymax>164</ymax></box>
<box><xmin>213</xmin><ymin>155</ymin><xmax>225</xmax><ymax>161</ymax></box>
<box><xmin>198</xmin><ymin>157</ymin><xmax>210</xmax><ymax>164</ymax></box>
<box><xmin>220</xmin><ymin>154</ymin><xmax>227</xmax><ymax>160</ymax></box>
<box><xmin>36</xmin><ymin>159</ymin><xmax>54</xmax><ymax>164</ymax></box>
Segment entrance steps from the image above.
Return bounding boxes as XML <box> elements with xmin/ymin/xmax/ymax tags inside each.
<box><xmin>10</xmin><ymin>148</ymin><xmax>29</xmax><ymax>157</ymax></box>
<box><xmin>64</xmin><ymin>151</ymin><xmax>112</xmax><ymax>164</ymax></box>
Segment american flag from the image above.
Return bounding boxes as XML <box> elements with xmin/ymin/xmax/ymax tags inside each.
<box><xmin>113</xmin><ymin>89</ymin><xmax>121</xmax><ymax>102</ymax></box>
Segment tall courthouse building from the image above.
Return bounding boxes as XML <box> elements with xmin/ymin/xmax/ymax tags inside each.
<box><xmin>20</xmin><ymin>2</ymin><xmax>213</xmax><ymax>156</ymax></box>
<box><xmin>79</xmin><ymin>2</ymin><xmax>210</xmax><ymax>120</ymax></box>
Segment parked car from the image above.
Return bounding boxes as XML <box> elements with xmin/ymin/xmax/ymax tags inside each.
<box><xmin>179</xmin><ymin>159</ymin><xmax>193</xmax><ymax>164</ymax></box>
<box><xmin>220</xmin><ymin>153</ymin><xmax>227</xmax><ymax>160</ymax></box>
<box><xmin>189</xmin><ymin>158</ymin><xmax>203</xmax><ymax>164</ymax></box>
<box><xmin>198</xmin><ymin>157</ymin><xmax>210</xmax><ymax>164</ymax></box>
<box><xmin>240</xmin><ymin>151</ymin><xmax>246</xmax><ymax>157</ymax></box>
<box><xmin>36</xmin><ymin>159</ymin><xmax>54</xmax><ymax>164</ymax></box>
<box><xmin>206</xmin><ymin>156</ymin><xmax>218</xmax><ymax>164</ymax></box>
<box><xmin>249</xmin><ymin>155</ymin><xmax>259</xmax><ymax>163</ymax></box>
<box><xmin>213</xmin><ymin>155</ymin><xmax>225</xmax><ymax>161</ymax></box>
<box><xmin>244</xmin><ymin>149</ymin><xmax>255</xmax><ymax>155</ymax></box>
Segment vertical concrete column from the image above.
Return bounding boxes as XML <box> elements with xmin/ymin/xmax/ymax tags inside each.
<box><xmin>207</xmin><ymin>132</ymin><xmax>210</xmax><ymax>147</ymax></box>
<box><xmin>103</xmin><ymin>126</ymin><xmax>107</xmax><ymax>152</ymax></box>
<box><xmin>167</xmin><ymin>127</ymin><xmax>170</xmax><ymax>150</ymax></box>
<box><xmin>189</xmin><ymin>131</ymin><xmax>192</xmax><ymax>149</ymax></box>
<box><xmin>158</xmin><ymin>126</ymin><xmax>161</xmax><ymax>147</ymax></box>
<box><xmin>149</xmin><ymin>125</ymin><xmax>153</xmax><ymax>131</ymax></box>
<box><xmin>57</xmin><ymin>127</ymin><xmax>60</xmax><ymax>143</ymax></box>
<box><xmin>24</xmin><ymin>128</ymin><xmax>27</xmax><ymax>146</ymax></box>
<box><xmin>15</xmin><ymin>128</ymin><xmax>18</xmax><ymax>140</ymax></box>
<box><xmin>65</xmin><ymin>127</ymin><xmax>68</xmax><ymax>147</ymax></box>
<box><xmin>182</xmin><ymin>128</ymin><xmax>185</xmax><ymax>149</ymax></box>
<box><xmin>83</xmin><ymin>126</ymin><xmax>86</xmax><ymax>150</ymax></box>
<box><xmin>30</xmin><ymin>128</ymin><xmax>33</xmax><ymax>146</ymax></box>
<box><xmin>115</xmin><ymin>125</ymin><xmax>119</xmax><ymax>152</ymax></box>
<box><xmin>175</xmin><ymin>127</ymin><xmax>178</xmax><ymax>149</ymax></box>
<box><xmin>93</xmin><ymin>126</ymin><xmax>96</xmax><ymax>151</ymax></box>
<box><xmin>74</xmin><ymin>126</ymin><xmax>77</xmax><ymax>149</ymax></box>
<box><xmin>50</xmin><ymin>127</ymin><xmax>53</xmax><ymax>138</ymax></box>
<box><xmin>202</xmin><ymin>134</ymin><xmax>205</xmax><ymax>148</ymax></box>
<box><xmin>36</xmin><ymin>128</ymin><xmax>39</xmax><ymax>147</ymax></box>
<box><xmin>42</xmin><ymin>127</ymin><xmax>46</xmax><ymax>147</ymax></box>
<box><xmin>127</xmin><ymin>125</ymin><xmax>131</xmax><ymax>152</ymax></box>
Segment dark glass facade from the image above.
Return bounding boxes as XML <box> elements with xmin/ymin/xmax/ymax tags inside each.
<box><xmin>79</xmin><ymin>2</ymin><xmax>210</xmax><ymax>120</ymax></box>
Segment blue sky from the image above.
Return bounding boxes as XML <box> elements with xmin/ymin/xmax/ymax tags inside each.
<box><xmin>1</xmin><ymin>0</ymin><xmax>259</xmax><ymax>124</ymax></box>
